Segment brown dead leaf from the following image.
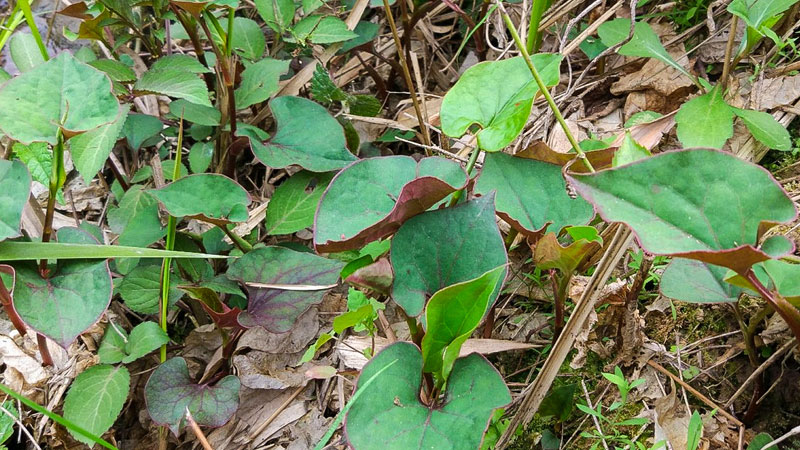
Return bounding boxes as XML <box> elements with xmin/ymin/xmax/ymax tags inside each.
<box><xmin>395</xmin><ymin>97</ymin><xmax>442</xmax><ymax>129</ymax></box>
<box><xmin>654</xmin><ymin>384</ymin><xmax>691</xmax><ymax>450</ymax></box>
<box><xmin>0</xmin><ymin>334</ymin><xmax>48</xmax><ymax>386</ymax></box>
<box><xmin>607</xmin><ymin>111</ymin><xmax>677</xmax><ymax>150</ymax></box>
<box><xmin>612</xmin><ymin>48</ymin><xmax>695</xmax><ymax>98</ymax></box>
<box><xmin>237</xmin><ymin>309</ymin><xmax>319</xmax><ymax>354</ymax></box>
<box><xmin>751</xmin><ymin>74</ymin><xmax>800</xmax><ymax>110</ymax></box>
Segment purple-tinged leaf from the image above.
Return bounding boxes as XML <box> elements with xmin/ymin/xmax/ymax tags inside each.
<box><xmin>226</xmin><ymin>246</ymin><xmax>343</xmax><ymax>332</ymax></box>
<box><xmin>145</xmin><ymin>357</ymin><xmax>240</xmax><ymax>436</ymax></box>
<box><xmin>344</xmin><ymin>257</ymin><xmax>393</xmax><ymax>294</ymax></box>
<box><xmin>567</xmin><ymin>149</ymin><xmax>797</xmax><ymax>274</ymax></box>
<box><xmin>314</xmin><ymin>156</ymin><xmax>468</xmax><ymax>253</ymax></box>
<box><xmin>12</xmin><ymin>228</ymin><xmax>112</xmax><ymax>347</ymax></box>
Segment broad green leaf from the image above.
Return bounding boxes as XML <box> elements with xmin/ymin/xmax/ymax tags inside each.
<box><xmin>0</xmin><ymin>401</ymin><xmax>18</xmax><ymax>444</ymax></box>
<box><xmin>289</xmin><ymin>16</ymin><xmax>357</xmax><ymax>44</ymax></box>
<box><xmin>333</xmin><ymin>304</ymin><xmax>373</xmax><ymax>333</ymax></box>
<box><xmin>345</xmin><ymin>342</ymin><xmax>511</xmax><ymax>450</ymax></box>
<box><xmin>12</xmin><ymin>228</ymin><xmax>112</xmax><ymax>347</ymax></box>
<box><xmin>150</xmin><ymin>54</ymin><xmax>211</xmax><ymax>74</ymax></box>
<box><xmin>246</xmin><ymin>96</ymin><xmax>357</xmax><ymax>171</ymax></box>
<box><xmin>341</xmin><ymin>21</ymin><xmax>379</xmax><ymax>53</ymax></box>
<box><xmin>98</xmin><ymin>322</ymin><xmax>129</xmax><ymax>364</ymax></box>
<box><xmin>747</xmin><ymin>432</ymin><xmax>777</xmax><ymax>450</ymax></box>
<box><xmin>255</xmin><ymin>0</ymin><xmax>295</xmax><ymax>32</ymax></box>
<box><xmin>169</xmin><ymin>99</ymin><xmax>220</xmax><ymax>126</ymax></box>
<box><xmin>9</xmin><ymin>32</ymin><xmax>45</xmax><ymax>72</ymax></box>
<box><xmin>123</xmin><ymin>321</ymin><xmax>169</xmax><ymax>363</ymax></box>
<box><xmin>189</xmin><ymin>141</ymin><xmax>214</xmax><ymax>173</ymax></box>
<box><xmin>728</xmin><ymin>0</ymin><xmax>795</xmax><ymax>31</ymax></box>
<box><xmin>688</xmin><ymin>411</ymin><xmax>702</xmax><ymax>450</ymax></box>
<box><xmin>134</xmin><ymin>68</ymin><xmax>212</xmax><ymax>107</ymax></box>
<box><xmin>0</xmin><ymin>160</ymin><xmax>31</xmax><ymax>242</ymax></box>
<box><xmin>161</xmin><ymin>159</ymin><xmax>189</xmax><ymax>181</ymax></box>
<box><xmin>226</xmin><ymin>246</ymin><xmax>344</xmax><ymax>331</ymax></box>
<box><xmin>675</xmin><ymin>86</ymin><xmax>734</xmax><ymax>149</ymax></box>
<box><xmin>63</xmin><ymin>365</ymin><xmax>130</xmax><ymax>446</ymax></box>
<box><xmin>311</xmin><ymin>64</ymin><xmax>348</xmax><ymax>104</ymax></box>
<box><xmin>302</xmin><ymin>0</ymin><xmax>323</xmax><ymax>13</ymax></box>
<box><xmin>234</xmin><ymin>58</ymin><xmax>291</xmax><ymax>109</ymax></box>
<box><xmin>761</xmin><ymin>259</ymin><xmax>800</xmax><ymax>298</ymax></box>
<box><xmin>0</xmin><ymin>241</ymin><xmax>224</xmax><ymax>260</ymax></box>
<box><xmin>440</xmin><ymin>54</ymin><xmax>562</xmax><ymax>151</ymax></box>
<box><xmin>89</xmin><ymin>59</ymin><xmax>137</xmax><ymax>82</ymax></box>
<box><xmin>732</xmin><ymin>107</ymin><xmax>791</xmax><ymax>150</ymax></box>
<box><xmin>231</xmin><ymin>17</ymin><xmax>266</xmax><ymax>60</ymax></box>
<box><xmin>597</xmin><ymin>19</ymin><xmax>692</xmax><ymax>79</ymax></box>
<box><xmin>661</xmin><ymin>258</ymin><xmax>742</xmax><ymax>303</ymax></box>
<box><xmin>266</xmin><ymin>171</ymin><xmax>334</xmax><ymax>235</ymax></box>
<box><xmin>12</xmin><ymin>142</ymin><xmax>63</xmax><ymax>204</ymax></box>
<box><xmin>118</xmin><ymin>264</ymin><xmax>183</xmax><ymax>314</ymax></box>
<box><xmin>760</xmin><ymin>234</ymin><xmax>793</xmax><ymax>258</ymax></box>
<box><xmin>150</xmin><ymin>174</ymin><xmax>251</xmax><ymax>223</ymax></box>
<box><xmin>69</xmin><ymin>104</ymin><xmax>129</xmax><ymax>184</ymax></box>
<box><xmin>0</xmin><ymin>52</ymin><xmax>119</xmax><ymax>145</ymax></box>
<box><xmin>391</xmin><ymin>194</ymin><xmax>507</xmax><ymax>316</ymax></box>
<box><xmin>122</xmin><ymin>113</ymin><xmax>163</xmax><ymax>151</ymax></box>
<box><xmin>567</xmin><ymin>149</ymin><xmax>797</xmax><ymax>273</ymax></box>
<box><xmin>107</xmin><ymin>185</ymin><xmax>166</xmax><ymax>247</ymax></box>
<box><xmin>314</xmin><ymin>156</ymin><xmax>467</xmax><ymax>252</ymax></box>
<box><xmin>0</xmin><ymin>68</ymin><xmax>10</xmax><ymax>83</ymax></box>
<box><xmin>422</xmin><ymin>266</ymin><xmax>505</xmax><ymax>378</ymax></box>
<box><xmin>612</xmin><ymin>131</ymin><xmax>651</xmax><ymax>167</ymax></box>
<box><xmin>475</xmin><ymin>152</ymin><xmax>593</xmax><ymax>236</ymax></box>
<box><xmin>539</xmin><ymin>384</ymin><xmax>578</xmax><ymax>421</ymax></box>
<box><xmin>145</xmin><ymin>357</ymin><xmax>240</xmax><ymax>436</ymax></box>
<box><xmin>348</xmin><ymin>94</ymin><xmax>381</xmax><ymax>117</ymax></box>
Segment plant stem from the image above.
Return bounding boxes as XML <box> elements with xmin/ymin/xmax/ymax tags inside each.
<box><xmin>448</xmin><ymin>146</ymin><xmax>480</xmax><ymax>206</ymax></box>
<box><xmin>40</xmin><ymin>132</ymin><xmax>66</xmax><ymax>275</ymax></box>
<box><xmin>36</xmin><ymin>333</ymin><xmax>53</xmax><ymax>367</ymax></box>
<box><xmin>526</xmin><ymin>0</ymin><xmax>549</xmax><ymax>54</ymax></box>
<box><xmin>0</xmin><ymin>267</ymin><xmax>26</xmax><ymax>336</ymax></box>
<box><xmin>159</xmin><ymin>119</ymin><xmax>184</xmax><ymax>362</ymax></box>
<box><xmin>171</xmin><ymin>6</ymin><xmax>215</xmax><ymax>91</ymax></box>
<box><xmin>17</xmin><ymin>0</ymin><xmax>48</xmax><ymax>60</ymax></box>
<box><xmin>721</xmin><ymin>15</ymin><xmax>739</xmax><ymax>90</ymax></box>
<box><xmin>744</xmin><ymin>269</ymin><xmax>800</xmax><ymax>342</ymax></box>
<box><xmin>496</xmin><ymin>1</ymin><xmax>595</xmax><ymax>173</ymax></box>
<box><xmin>382</xmin><ymin>0</ymin><xmax>432</xmax><ymax>148</ymax></box>
<box><xmin>219</xmin><ymin>225</ymin><xmax>252</xmax><ymax>252</ymax></box>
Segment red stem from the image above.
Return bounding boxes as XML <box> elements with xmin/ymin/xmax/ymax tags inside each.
<box><xmin>37</xmin><ymin>334</ymin><xmax>53</xmax><ymax>367</ymax></box>
<box><xmin>0</xmin><ymin>275</ymin><xmax>26</xmax><ymax>336</ymax></box>
<box><xmin>744</xmin><ymin>269</ymin><xmax>800</xmax><ymax>341</ymax></box>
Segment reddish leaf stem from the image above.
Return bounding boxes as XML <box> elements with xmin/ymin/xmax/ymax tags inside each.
<box><xmin>744</xmin><ymin>269</ymin><xmax>800</xmax><ymax>341</ymax></box>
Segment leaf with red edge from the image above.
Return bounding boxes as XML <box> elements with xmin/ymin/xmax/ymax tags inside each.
<box><xmin>475</xmin><ymin>152</ymin><xmax>594</xmax><ymax>236</ymax></box>
<box><xmin>226</xmin><ymin>246</ymin><xmax>343</xmax><ymax>332</ymax></box>
<box><xmin>11</xmin><ymin>227</ymin><xmax>112</xmax><ymax>347</ymax></box>
<box><xmin>145</xmin><ymin>357</ymin><xmax>240</xmax><ymax>436</ymax></box>
<box><xmin>567</xmin><ymin>149</ymin><xmax>797</xmax><ymax>274</ymax></box>
<box><xmin>314</xmin><ymin>156</ymin><xmax>467</xmax><ymax>253</ymax></box>
<box><xmin>344</xmin><ymin>257</ymin><xmax>393</xmax><ymax>295</ymax></box>
<box><xmin>180</xmin><ymin>286</ymin><xmax>243</xmax><ymax>329</ymax></box>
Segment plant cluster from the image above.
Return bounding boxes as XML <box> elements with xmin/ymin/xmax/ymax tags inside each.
<box><xmin>0</xmin><ymin>0</ymin><xmax>797</xmax><ymax>448</ymax></box>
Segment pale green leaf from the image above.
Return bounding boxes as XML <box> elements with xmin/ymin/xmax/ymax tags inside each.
<box><xmin>63</xmin><ymin>365</ymin><xmax>130</xmax><ymax>446</ymax></box>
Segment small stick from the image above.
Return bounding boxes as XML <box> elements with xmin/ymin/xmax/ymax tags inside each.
<box><xmin>581</xmin><ymin>380</ymin><xmax>610</xmax><ymax>450</ymax></box>
<box><xmin>249</xmin><ymin>384</ymin><xmax>306</xmax><ymax>441</ymax></box>
<box><xmin>185</xmin><ymin>408</ymin><xmax>213</xmax><ymax>450</ymax></box>
<box><xmin>377</xmin><ymin>310</ymin><xmax>396</xmax><ymax>342</ymax></box>
<box><xmin>757</xmin><ymin>424</ymin><xmax>800</xmax><ymax>449</ymax></box>
<box><xmin>724</xmin><ymin>338</ymin><xmax>797</xmax><ymax>408</ymax></box>
<box><xmin>647</xmin><ymin>360</ymin><xmax>743</xmax><ymax>427</ymax></box>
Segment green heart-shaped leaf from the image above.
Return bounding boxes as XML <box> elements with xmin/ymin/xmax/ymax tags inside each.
<box><xmin>0</xmin><ymin>160</ymin><xmax>31</xmax><ymax>242</ymax></box>
<box><xmin>567</xmin><ymin>149</ymin><xmax>797</xmax><ymax>273</ymax></box>
<box><xmin>391</xmin><ymin>194</ymin><xmax>507</xmax><ymax>316</ymax></box>
<box><xmin>422</xmin><ymin>266</ymin><xmax>506</xmax><ymax>378</ymax></box>
<box><xmin>475</xmin><ymin>152</ymin><xmax>593</xmax><ymax>236</ymax></box>
<box><xmin>661</xmin><ymin>258</ymin><xmax>743</xmax><ymax>303</ymax></box>
<box><xmin>675</xmin><ymin>86</ymin><xmax>733</xmax><ymax>149</ymax></box>
<box><xmin>345</xmin><ymin>342</ymin><xmax>511</xmax><ymax>450</ymax></box>
<box><xmin>0</xmin><ymin>52</ymin><xmax>119</xmax><ymax>144</ymax></box>
<box><xmin>226</xmin><ymin>246</ymin><xmax>344</xmax><ymax>332</ymax></box>
<box><xmin>234</xmin><ymin>58</ymin><xmax>290</xmax><ymax>109</ymax></box>
<box><xmin>12</xmin><ymin>228</ymin><xmax>112</xmax><ymax>347</ymax></box>
<box><xmin>69</xmin><ymin>104</ymin><xmax>129</xmax><ymax>184</ymax></box>
<box><xmin>118</xmin><ymin>264</ymin><xmax>183</xmax><ymax>314</ymax></box>
<box><xmin>597</xmin><ymin>19</ymin><xmax>692</xmax><ymax>79</ymax></box>
<box><xmin>246</xmin><ymin>96</ymin><xmax>357</xmax><ymax>172</ymax></box>
<box><xmin>145</xmin><ymin>357</ymin><xmax>240</xmax><ymax>436</ymax></box>
<box><xmin>98</xmin><ymin>321</ymin><xmax>170</xmax><ymax>364</ymax></box>
<box><xmin>150</xmin><ymin>174</ymin><xmax>251</xmax><ymax>223</ymax></box>
<box><xmin>107</xmin><ymin>185</ymin><xmax>167</xmax><ymax>247</ymax></box>
<box><xmin>134</xmin><ymin>68</ymin><xmax>212</xmax><ymax>107</ymax></box>
<box><xmin>314</xmin><ymin>156</ymin><xmax>467</xmax><ymax>252</ymax></box>
<box><xmin>440</xmin><ymin>54</ymin><xmax>562</xmax><ymax>151</ymax></box>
